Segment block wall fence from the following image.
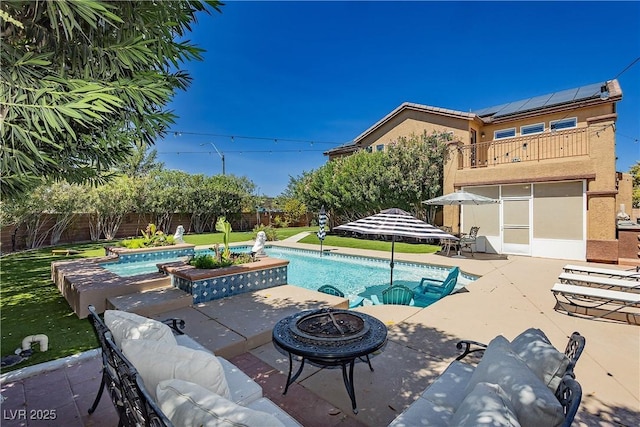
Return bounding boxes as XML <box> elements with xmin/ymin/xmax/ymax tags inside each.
<box><xmin>1</xmin><ymin>211</ymin><xmax>310</xmax><ymax>253</ymax></box>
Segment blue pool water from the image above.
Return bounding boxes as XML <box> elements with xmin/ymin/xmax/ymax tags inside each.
<box><xmin>102</xmin><ymin>246</ymin><xmax>475</xmax><ymax>302</ymax></box>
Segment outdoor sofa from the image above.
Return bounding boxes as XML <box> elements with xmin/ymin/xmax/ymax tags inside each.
<box><xmin>87</xmin><ymin>305</ymin><xmax>301</xmax><ymax>426</ymax></box>
<box><xmin>388</xmin><ymin>328</ymin><xmax>585</xmax><ymax>427</ymax></box>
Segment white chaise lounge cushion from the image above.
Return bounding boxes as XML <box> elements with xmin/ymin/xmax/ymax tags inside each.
<box><xmin>104</xmin><ymin>310</ymin><xmax>177</xmax><ymax>348</ymax></box>
<box><xmin>450</xmin><ymin>382</ymin><xmax>521</xmax><ymax>426</ymax></box>
<box><xmin>510</xmin><ymin>328</ymin><xmax>570</xmax><ymax>391</ymax></box>
<box><xmin>464</xmin><ymin>336</ymin><xmax>564</xmax><ymax>427</ymax></box>
<box><xmin>157</xmin><ymin>379</ymin><xmax>285</xmax><ymax>427</ymax></box>
<box><xmin>121</xmin><ymin>339</ymin><xmax>231</xmax><ymax>401</ymax></box>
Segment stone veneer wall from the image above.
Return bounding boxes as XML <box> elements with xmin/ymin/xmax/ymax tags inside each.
<box><xmin>173</xmin><ymin>266</ymin><xmax>288</xmax><ymax>304</ymax></box>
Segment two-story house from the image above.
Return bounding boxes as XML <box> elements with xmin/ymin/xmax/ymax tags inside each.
<box><xmin>325</xmin><ymin>79</ymin><xmax>632</xmax><ymax>262</ymax></box>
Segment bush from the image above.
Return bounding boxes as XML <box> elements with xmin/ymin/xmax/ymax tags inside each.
<box><xmin>188</xmin><ymin>252</ymin><xmax>253</xmax><ymax>269</ymax></box>
<box><xmin>118</xmin><ymin>223</ymin><xmax>175</xmax><ymax>248</ymax></box>
<box><xmin>253</xmin><ymin>224</ymin><xmax>278</xmax><ymax>241</ymax></box>
<box><xmin>273</xmin><ymin>215</ymin><xmax>290</xmax><ymax>228</ymax></box>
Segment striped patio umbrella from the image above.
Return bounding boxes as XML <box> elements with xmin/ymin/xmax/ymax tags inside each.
<box><xmin>334</xmin><ymin>208</ymin><xmax>457</xmax><ymax>286</ymax></box>
<box><xmin>317</xmin><ymin>206</ymin><xmax>327</xmax><ymax>256</ymax></box>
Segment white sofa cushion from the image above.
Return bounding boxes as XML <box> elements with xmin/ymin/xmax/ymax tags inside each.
<box><xmin>157</xmin><ymin>379</ymin><xmax>285</xmax><ymax>427</ymax></box>
<box><xmin>387</xmin><ymin>396</ymin><xmax>453</xmax><ymax>427</ymax></box>
<box><xmin>166</xmin><ymin>329</ymin><xmax>263</xmax><ymax>404</ymax></box>
<box><xmin>104</xmin><ymin>310</ymin><xmax>177</xmax><ymax>348</ymax></box>
<box><xmin>420</xmin><ymin>360</ymin><xmax>475</xmax><ymax>411</ymax></box>
<box><xmin>464</xmin><ymin>336</ymin><xmax>564</xmax><ymax>427</ymax></box>
<box><xmin>510</xmin><ymin>328</ymin><xmax>570</xmax><ymax>391</ymax></box>
<box><xmin>450</xmin><ymin>382</ymin><xmax>521</xmax><ymax>426</ymax></box>
<box><xmin>121</xmin><ymin>339</ymin><xmax>230</xmax><ymax>401</ymax></box>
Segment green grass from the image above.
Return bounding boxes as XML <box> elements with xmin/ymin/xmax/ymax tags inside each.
<box><xmin>0</xmin><ymin>242</ymin><xmax>115</xmax><ymax>373</ymax></box>
<box><xmin>0</xmin><ymin>226</ymin><xmax>440</xmax><ymax>373</ymax></box>
<box><xmin>182</xmin><ymin>226</ymin><xmax>317</xmax><ymax>246</ymax></box>
<box><xmin>298</xmin><ymin>234</ymin><xmax>442</xmax><ymax>254</ymax></box>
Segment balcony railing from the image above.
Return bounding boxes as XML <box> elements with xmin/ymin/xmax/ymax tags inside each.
<box><xmin>457</xmin><ymin>128</ymin><xmax>589</xmax><ymax>169</ymax></box>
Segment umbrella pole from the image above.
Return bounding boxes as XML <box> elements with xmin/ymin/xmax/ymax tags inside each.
<box><xmin>390</xmin><ymin>236</ymin><xmax>395</xmax><ymax>286</ymax></box>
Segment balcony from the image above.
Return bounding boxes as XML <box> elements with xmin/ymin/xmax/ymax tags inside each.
<box><xmin>457</xmin><ymin>128</ymin><xmax>589</xmax><ymax>169</ymax></box>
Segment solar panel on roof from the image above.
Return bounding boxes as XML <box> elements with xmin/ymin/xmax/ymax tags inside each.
<box><xmin>493</xmin><ymin>99</ymin><xmax>532</xmax><ymax>117</ymax></box>
<box><xmin>473</xmin><ymin>103</ymin><xmax>509</xmax><ymax>117</ymax></box>
<box><xmin>574</xmin><ymin>82</ymin><xmax>603</xmax><ymax>100</ymax></box>
<box><xmin>472</xmin><ymin>81</ymin><xmax>607</xmax><ymax>119</ymax></box>
<box><xmin>546</xmin><ymin>87</ymin><xmax>580</xmax><ymax>106</ymax></box>
<box><xmin>519</xmin><ymin>94</ymin><xmax>554</xmax><ymax>111</ymax></box>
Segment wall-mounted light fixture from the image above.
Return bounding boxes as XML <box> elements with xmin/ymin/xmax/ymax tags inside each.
<box><xmin>481</xmin><ymin>131</ymin><xmax>486</xmax><ymax>138</ymax></box>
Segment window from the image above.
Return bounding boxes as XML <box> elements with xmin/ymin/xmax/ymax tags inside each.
<box><xmin>550</xmin><ymin>117</ymin><xmax>577</xmax><ymax>131</ymax></box>
<box><xmin>365</xmin><ymin>146</ymin><xmax>372</xmax><ymax>153</ymax></box>
<box><xmin>494</xmin><ymin>128</ymin><xmax>516</xmax><ymax>139</ymax></box>
<box><xmin>376</xmin><ymin>144</ymin><xmax>384</xmax><ymax>152</ymax></box>
<box><xmin>521</xmin><ymin>123</ymin><xmax>544</xmax><ymax>135</ymax></box>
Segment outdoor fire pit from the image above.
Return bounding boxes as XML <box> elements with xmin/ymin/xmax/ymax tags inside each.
<box><xmin>290</xmin><ymin>309</ymin><xmax>370</xmax><ymax>345</ymax></box>
<box><xmin>273</xmin><ymin>308</ymin><xmax>387</xmax><ymax>413</ymax></box>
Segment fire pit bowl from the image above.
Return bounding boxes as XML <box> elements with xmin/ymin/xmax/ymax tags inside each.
<box><xmin>290</xmin><ymin>309</ymin><xmax>370</xmax><ymax>345</ymax></box>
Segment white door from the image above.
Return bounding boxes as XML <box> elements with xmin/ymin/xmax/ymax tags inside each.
<box><xmin>502</xmin><ymin>198</ymin><xmax>531</xmax><ymax>255</ymax></box>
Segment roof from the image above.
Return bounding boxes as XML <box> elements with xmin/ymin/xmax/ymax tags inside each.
<box><xmin>473</xmin><ymin>80</ymin><xmax>620</xmax><ymax>120</ymax></box>
<box><xmin>325</xmin><ymin>79</ymin><xmax>621</xmax><ymax>156</ymax></box>
<box><xmin>324</xmin><ymin>102</ymin><xmax>475</xmax><ymax>155</ymax></box>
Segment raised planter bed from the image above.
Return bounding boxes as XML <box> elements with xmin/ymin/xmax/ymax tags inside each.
<box><xmin>163</xmin><ymin>257</ymin><xmax>290</xmax><ymax>304</ymax></box>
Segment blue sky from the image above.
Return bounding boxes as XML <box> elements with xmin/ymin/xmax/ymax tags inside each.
<box><xmin>157</xmin><ymin>1</ymin><xmax>640</xmax><ymax>196</ymax></box>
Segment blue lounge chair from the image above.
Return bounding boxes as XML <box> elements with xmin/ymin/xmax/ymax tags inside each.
<box><xmin>414</xmin><ymin>267</ymin><xmax>460</xmax><ymax>303</ymax></box>
<box><xmin>317</xmin><ymin>285</ymin><xmax>364</xmax><ymax>308</ymax></box>
<box><xmin>371</xmin><ymin>285</ymin><xmax>415</xmax><ymax>306</ymax></box>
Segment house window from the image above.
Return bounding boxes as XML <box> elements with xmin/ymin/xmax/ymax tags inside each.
<box><xmin>550</xmin><ymin>117</ymin><xmax>577</xmax><ymax>131</ymax></box>
<box><xmin>376</xmin><ymin>144</ymin><xmax>384</xmax><ymax>152</ymax></box>
<box><xmin>365</xmin><ymin>146</ymin><xmax>372</xmax><ymax>153</ymax></box>
<box><xmin>521</xmin><ymin>123</ymin><xmax>544</xmax><ymax>135</ymax></box>
<box><xmin>494</xmin><ymin>128</ymin><xmax>516</xmax><ymax>139</ymax></box>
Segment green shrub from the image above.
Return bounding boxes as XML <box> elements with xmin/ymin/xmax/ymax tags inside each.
<box><xmin>117</xmin><ymin>223</ymin><xmax>175</xmax><ymax>248</ymax></box>
<box><xmin>273</xmin><ymin>215</ymin><xmax>290</xmax><ymax>228</ymax></box>
<box><xmin>253</xmin><ymin>224</ymin><xmax>278</xmax><ymax>241</ymax></box>
<box><xmin>188</xmin><ymin>252</ymin><xmax>253</xmax><ymax>269</ymax></box>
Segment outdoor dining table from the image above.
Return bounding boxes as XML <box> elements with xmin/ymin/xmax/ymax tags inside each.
<box><xmin>272</xmin><ymin>309</ymin><xmax>387</xmax><ymax>413</ymax></box>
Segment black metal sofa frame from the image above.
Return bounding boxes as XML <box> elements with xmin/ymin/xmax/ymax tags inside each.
<box><xmin>87</xmin><ymin>305</ymin><xmax>184</xmax><ymax>427</ymax></box>
<box><xmin>455</xmin><ymin>331</ymin><xmax>586</xmax><ymax>426</ymax></box>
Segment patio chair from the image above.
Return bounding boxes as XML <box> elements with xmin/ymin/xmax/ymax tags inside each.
<box><xmin>414</xmin><ymin>267</ymin><xmax>460</xmax><ymax>300</ymax></box>
<box><xmin>551</xmin><ymin>283</ymin><xmax>640</xmax><ymax>324</ymax></box>
<box><xmin>318</xmin><ymin>285</ymin><xmax>364</xmax><ymax>308</ymax></box>
<box><xmin>459</xmin><ymin>226</ymin><xmax>480</xmax><ymax>256</ymax></box>
<box><xmin>371</xmin><ymin>285</ymin><xmax>415</xmax><ymax>306</ymax></box>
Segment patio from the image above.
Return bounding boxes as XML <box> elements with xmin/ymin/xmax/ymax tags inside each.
<box><xmin>1</xmin><ymin>241</ymin><xmax>638</xmax><ymax>426</ymax></box>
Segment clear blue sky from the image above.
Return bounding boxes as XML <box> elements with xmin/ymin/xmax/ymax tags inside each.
<box><xmin>157</xmin><ymin>1</ymin><xmax>640</xmax><ymax>196</ymax></box>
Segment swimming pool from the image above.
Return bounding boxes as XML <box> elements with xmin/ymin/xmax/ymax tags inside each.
<box><xmin>102</xmin><ymin>245</ymin><xmax>475</xmax><ymax>303</ymax></box>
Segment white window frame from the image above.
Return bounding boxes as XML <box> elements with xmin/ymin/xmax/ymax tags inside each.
<box><xmin>521</xmin><ymin>123</ymin><xmax>545</xmax><ymax>136</ymax></box>
<box><xmin>494</xmin><ymin>128</ymin><xmax>516</xmax><ymax>140</ymax></box>
<box><xmin>550</xmin><ymin>117</ymin><xmax>577</xmax><ymax>131</ymax></box>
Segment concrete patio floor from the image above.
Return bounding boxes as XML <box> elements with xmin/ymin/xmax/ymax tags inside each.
<box><xmin>1</xmin><ymin>239</ymin><xmax>638</xmax><ymax>426</ymax></box>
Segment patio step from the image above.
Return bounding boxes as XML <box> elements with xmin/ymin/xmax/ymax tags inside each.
<box><xmin>106</xmin><ymin>285</ymin><xmax>192</xmax><ymax>317</ymax></box>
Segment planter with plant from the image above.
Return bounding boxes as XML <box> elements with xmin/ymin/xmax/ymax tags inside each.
<box><xmin>118</xmin><ymin>223</ymin><xmax>176</xmax><ymax>249</ymax></box>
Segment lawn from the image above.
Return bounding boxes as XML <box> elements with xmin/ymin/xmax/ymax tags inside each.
<box><xmin>0</xmin><ymin>226</ymin><xmax>441</xmax><ymax>373</ymax></box>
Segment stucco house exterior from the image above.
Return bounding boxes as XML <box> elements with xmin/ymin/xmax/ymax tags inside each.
<box><xmin>325</xmin><ymin>79</ymin><xmax>634</xmax><ymax>263</ymax></box>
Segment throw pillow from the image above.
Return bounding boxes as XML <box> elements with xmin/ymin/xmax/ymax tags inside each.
<box><xmin>450</xmin><ymin>382</ymin><xmax>521</xmax><ymax>426</ymax></box>
<box><xmin>157</xmin><ymin>379</ymin><xmax>285</xmax><ymax>427</ymax></box>
<box><xmin>463</xmin><ymin>335</ymin><xmax>564</xmax><ymax>427</ymax></box>
<box><xmin>121</xmin><ymin>339</ymin><xmax>231</xmax><ymax>401</ymax></box>
<box><xmin>104</xmin><ymin>310</ymin><xmax>177</xmax><ymax>348</ymax></box>
<box><xmin>510</xmin><ymin>328</ymin><xmax>570</xmax><ymax>391</ymax></box>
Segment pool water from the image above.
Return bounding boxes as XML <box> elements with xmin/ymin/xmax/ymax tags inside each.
<box><xmin>101</xmin><ymin>246</ymin><xmax>475</xmax><ymax>303</ymax></box>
